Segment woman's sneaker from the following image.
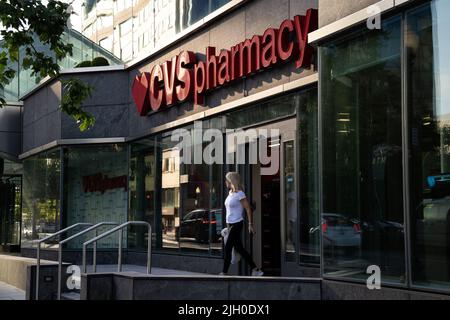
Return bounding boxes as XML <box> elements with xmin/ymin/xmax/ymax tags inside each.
<box><xmin>251</xmin><ymin>268</ymin><xmax>264</xmax><ymax>276</ymax></box>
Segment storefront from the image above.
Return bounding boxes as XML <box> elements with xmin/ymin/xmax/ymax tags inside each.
<box><xmin>315</xmin><ymin>0</ymin><xmax>450</xmax><ymax>294</ymax></box>
<box><xmin>1</xmin><ymin>0</ymin><xmax>450</xmax><ymax>299</ymax></box>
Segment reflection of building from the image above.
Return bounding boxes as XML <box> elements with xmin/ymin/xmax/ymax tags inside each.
<box><xmin>161</xmin><ymin>148</ymin><xmax>180</xmax><ymax>234</ymax></box>
<box><xmin>77</xmin><ymin>0</ymin><xmax>224</xmax><ymax>62</ymax></box>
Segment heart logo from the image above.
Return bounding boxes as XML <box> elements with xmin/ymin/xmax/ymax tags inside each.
<box><xmin>132</xmin><ymin>73</ymin><xmax>150</xmax><ymax>116</ymax></box>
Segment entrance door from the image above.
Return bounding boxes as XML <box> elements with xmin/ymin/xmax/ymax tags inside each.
<box><xmin>235</xmin><ymin>118</ymin><xmax>297</xmax><ymax>276</ymax></box>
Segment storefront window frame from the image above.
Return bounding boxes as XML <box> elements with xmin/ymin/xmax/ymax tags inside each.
<box><xmin>21</xmin><ymin>147</ymin><xmax>64</xmax><ymax>249</ymax></box>
<box><xmin>318</xmin><ymin>11</ymin><xmax>407</xmax><ymax>288</ymax></box>
<box><xmin>318</xmin><ymin>0</ymin><xmax>450</xmax><ymax>295</ymax></box>
<box><xmin>127</xmin><ymin>88</ymin><xmax>320</xmax><ymax>263</ymax></box>
<box><xmin>405</xmin><ymin>0</ymin><xmax>450</xmax><ymax>294</ymax></box>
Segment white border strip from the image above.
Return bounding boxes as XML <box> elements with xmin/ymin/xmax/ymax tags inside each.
<box><xmin>309</xmin><ymin>0</ymin><xmax>415</xmax><ymax>44</ymax></box>
<box><xmin>19</xmin><ymin>137</ymin><xmax>126</xmax><ymax>160</ymax></box>
<box><xmin>60</xmin><ymin>64</ymin><xmax>126</xmax><ymax>74</ymax></box>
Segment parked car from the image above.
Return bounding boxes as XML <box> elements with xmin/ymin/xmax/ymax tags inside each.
<box><xmin>311</xmin><ymin>213</ymin><xmax>362</xmax><ymax>248</ymax></box>
<box><xmin>177</xmin><ymin>209</ymin><xmax>220</xmax><ymax>243</ymax></box>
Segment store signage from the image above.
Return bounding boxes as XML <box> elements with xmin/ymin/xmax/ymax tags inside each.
<box><xmin>82</xmin><ymin>174</ymin><xmax>128</xmax><ymax>194</ymax></box>
<box><xmin>132</xmin><ymin>8</ymin><xmax>318</xmax><ymax>116</ymax></box>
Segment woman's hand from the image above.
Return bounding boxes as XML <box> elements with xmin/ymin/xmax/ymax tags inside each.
<box><xmin>248</xmin><ymin>224</ymin><xmax>255</xmax><ymax>235</ymax></box>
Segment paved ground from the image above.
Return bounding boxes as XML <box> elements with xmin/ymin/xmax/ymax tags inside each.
<box><xmin>0</xmin><ymin>281</ymin><xmax>25</xmax><ymax>300</ymax></box>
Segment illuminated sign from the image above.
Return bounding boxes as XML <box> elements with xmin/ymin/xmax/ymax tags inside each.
<box><xmin>132</xmin><ymin>9</ymin><xmax>318</xmax><ymax>116</ymax></box>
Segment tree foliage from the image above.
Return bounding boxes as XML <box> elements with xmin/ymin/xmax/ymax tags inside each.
<box><xmin>0</xmin><ymin>0</ymin><xmax>95</xmax><ymax>131</ymax></box>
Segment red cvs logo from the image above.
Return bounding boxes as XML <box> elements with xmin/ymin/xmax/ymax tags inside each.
<box><xmin>132</xmin><ymin>9</ymin><xmax>318</xmax><ymax>116</ymax></box>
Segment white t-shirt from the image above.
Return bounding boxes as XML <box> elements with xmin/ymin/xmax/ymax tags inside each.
<box><xmin>225</xmin><ymin>190</ymin><xmax>247</xmax><ymax>224</ymax></box>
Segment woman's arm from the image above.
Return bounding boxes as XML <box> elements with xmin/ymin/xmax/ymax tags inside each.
<box><xmin>241</xmin><ymin>198</ymin><xmax>255</xmax><ymax>235</ymax></box>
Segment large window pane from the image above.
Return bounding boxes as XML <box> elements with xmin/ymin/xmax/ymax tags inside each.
<box><xmin>321</xmin><ymin>16</ymin><xmax>405</xmax><ymax>283</ymax></box>
<box><xmin>299</xmin><ymin>89</ymin><xmax>320</xmax><ymax>265</ymax></box>
<box><xmin>22</xmin><ymin>150</ymin><xmax>61</xmax><ymax>248</ymax></box>
<box><xmin>408</xmin><ymin>1</ymin><xmax>450</xmax><ymax>291</ymax></box>
<box><xmin>129</xmin><ymin>139</ymin><xmax>156</xmax><ymax>250</ymax></box>
<box><xmin>64</xmin><ymin>145</ymin><xmax>128</xmax><ymax>249</ymax></box>
<box><xmin>284</xmin><ymin>140</ymin><xmax>296</xmax><ymax>260</ymax></box>
<box><xmin>179</xmin><ymin>122</ymin><xmax>214</xmax><ymax>254</ymax></box>
<box><xmin>159</xmin><ymin>135</ymin><xmax>181</xmax><ymax>250</ymax></box>
<box><xmin>0</xmin><ymin>159</ymin><xmax>22</xmax><ymax>250</ymax></box>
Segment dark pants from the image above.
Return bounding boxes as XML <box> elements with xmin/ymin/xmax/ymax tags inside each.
<box><xmin>223</xmin><ymin>221</ymin><xmax>257</xmax><ymax>273</ymax></box>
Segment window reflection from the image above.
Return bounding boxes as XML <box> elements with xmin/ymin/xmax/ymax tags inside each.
<box><xmin>130</xmin><ymin>139</ymin><xmax>156</xmax><ymax>250</ymax></box>
<box><xmin>408</xmin><ymin>0</ymin><xmax>450</xmax><ymax>290</ymax></box>
<box><xmin>298</xmin><ymin>90</ymin><xmax>319</xmax><ymax>265</ymax></box>
<box><xmin>75</xmin><ymin>0</ymin><xmax>231</xmax><ymax>62</ymax></box>
<box><xmin>0</xmin><ymin>159</ymin><xmax>22</xmax><ymax>251</ymax></box>
<box><xmin>64</xmin><ymin>145</ymin><xmax>128</xmax><ymax>249</ymax></box>
<box><xmin>321</xmin><ymin>16</ymin><xmax>405</xmax><ymax>283</ymax></box>
<box><xmin>159</xmin><ymin>135</ymin><xmax>181</xmax><ymax>250</ymax></box>
<box><xmin>284</xmin><ymin>140</ymin><xmax>296</xmax><ymax>260</ymax></box>
<box><xmin>22</xmin><ymin>150</ymin><xmax>61</xmax><ymax>248</ymax></box>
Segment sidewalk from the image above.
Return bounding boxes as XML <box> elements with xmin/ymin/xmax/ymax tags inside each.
<box><xmin>0</xmin><ymin>281</ymin><xmax>25</xmax><ymax>300</ymax></box>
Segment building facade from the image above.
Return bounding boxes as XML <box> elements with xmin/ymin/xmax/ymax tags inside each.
<box><xmin>0</xmin><ymin>0</ymin><xmax>449</xmax><ymax>299</ymax></box>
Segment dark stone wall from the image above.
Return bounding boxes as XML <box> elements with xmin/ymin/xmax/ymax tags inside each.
<box><xmin>22</xmin><ymin>80</ymin><xmax>61</xmax><ymax>153</ymax></box>
<box><xmin>81</xmin><ymin>273</ymin><xmax>322</xmax><ymax>300</ymax></box>
<box><xmin>0</xmin><ymin>103</ymin><xmax>22</xmax><ymax>159</ymax></box>
<box><xmin>322</xmin><ymin>279</ymin><xmax>450</xmax><ymax>300</ymax></box>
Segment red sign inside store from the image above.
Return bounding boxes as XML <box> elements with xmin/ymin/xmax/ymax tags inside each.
<box><xmin>82</xmin><ymin>174</ymin><xmax>128</xmax><ymax>194</ymax></box>
<box><xmin>132</xmin><ymin>9</ymin><xmax>318</xmax><ymax>116</ymax></box>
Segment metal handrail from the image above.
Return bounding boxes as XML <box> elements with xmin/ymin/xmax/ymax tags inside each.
<box><xmin>56</xmin><ymin>222</ymin><xmax>119</xmax><ymax>300</ymax></box>
<box><xmin>35</xmin><ymin>223</ymin><xmax>93</xmax><ymax>300</ymax></box>
<box><xmin>82</xmin><ymin>221</ymin><xmax>152</xmax><ymax>275</ymax></box>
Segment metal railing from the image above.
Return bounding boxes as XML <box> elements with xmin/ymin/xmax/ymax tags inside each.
<box><xmin>82</xmin><ymin>221</ymin><xmax>152</xmax><ymax>274</ymax></box>
<box><xmin>35</xmin><ymin>223</ymin><xmax>93</xmax><ymax>300</ymax></box>
<box><xmin>57</xmin><ymin>222</ymin><xmax>118</xmax><ymax>300</ymax></box>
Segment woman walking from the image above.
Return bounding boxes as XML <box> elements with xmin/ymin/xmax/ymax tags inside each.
<box><xmin>220</xmin><ymin>172</ymin><xmax>264</xmax><ymax>276</ymax></box>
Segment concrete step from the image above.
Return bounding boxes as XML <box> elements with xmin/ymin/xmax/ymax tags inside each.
<box><xmin>81</xmin><ymin>272</ymin><xmax>322</xmax><ymax>300</ymax></box>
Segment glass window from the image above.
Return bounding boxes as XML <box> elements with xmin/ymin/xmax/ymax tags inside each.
<box><xmin>321</xmin><ymin>16</ymin><xmax>405</xmax><ymax>284</ymax></box>
<box><xmin>298</xmin><ymin>89</ymin><xmax>320</xmax><ymax>265</ymax></box>
<box><xmin>22</xmin><ymin>150</ymin><xmax>61</xmax><ymax>248</ymax></box>
<box><xmin>63</xmin><ymin>145</ymin><xmax>128</xmax><ymax>249</ymax></box>
<box><xmin>133</xmin><ymin>122</ymin><xmax>224</xmax><ymax>256</ymax></box>
<box><xmin>179</xmin><ymin>122</ymin><xmax>213</xmax><ymax>254</ymax></box>
<box><xmin>158</xmin><ymin>134</ymin><xmax>181</xmax><ymax>250</ymax></box>
<box><xmin>99</xmin><ymin>36</ymin><xmax>113</xmax><ymax>52</ymax></box>
<box><xmin>0</xmin><ymin>159</ymin><xmax>22</xmax><ymax>250</ymax></box>
<box><xmin>284</xmin><ymin>140</ymin><xmax>296</xmax><ymax>259</ymax></box>
<box><xmin>129</xmin><ymin>138</ymin><xmax>156</xmax><ymax>250</ymax></box>
<box><xmin>407</xmin><ymin>0</ymin><xmax>450</xmax><ymax>291</ymax></box>
<box><xmin>225</xmin><ymin>95</ymin><xmax>296</xmax><ymax>130</ymax></box>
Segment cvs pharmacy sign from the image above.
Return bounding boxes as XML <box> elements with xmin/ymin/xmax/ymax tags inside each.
<box><xmin>132</xmin><ymin>9</ymin><xmax>318</xmax><ymax>116</ymax></box>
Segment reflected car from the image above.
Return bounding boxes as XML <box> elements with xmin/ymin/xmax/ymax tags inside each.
<box><xmin>415</xmin><ymin>175</ymin><xmax>450</xmax><ymax>249</ymax></box>
<box><xmin>178</xmin><ymin>209</ymin><xmax>220</xmax><ymax>243</ymax></box>
<box><xmin>312</xmin><ymin>213</ymin><xmax>362</xmax><ymax>248</ymax></box>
